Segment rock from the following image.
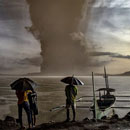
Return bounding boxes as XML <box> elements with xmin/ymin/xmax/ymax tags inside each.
<box><xmin>0</xmin><ymin>116</ymin><xmax>19</xmax><ymax>130</ymax></box>
<box><xmin>111</xmin><ymin>114</ymin><xmax>119</xmax><ymax>120</ymax></box>
<box><xmin>123</xmin><ymin>112</ymin><xmax>130</xmax><ymax>120</ymax></box>
<box><xmin>91</xmin><ymin>119</ymin><xmax>97</xmax><ymax>122</ymax></box>
<box><xmin>4</xmin><ymin>116</ymin><xmax>15</xmax><ymax>122</ymax></box>
<box><xmin>4</xmin><ymin>116</ymin><xmax>16</xmax><ymax>127</ymax></box>
<box><xmin>101</xmin><ymin>116</ymin><xmax>107</xmax><ymax>120</ymax></box>
<box><xmin>98</xmin><ymin>125</ymin><xmax>109</xmax><ymax>130</ymax></box>
<box><xmin>83</xmin><ymin>117</ymin><xmax>89</xmax><ymax>121</ymax></box>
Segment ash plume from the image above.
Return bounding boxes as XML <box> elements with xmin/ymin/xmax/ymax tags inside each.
<box><xmin>27</xmin><ymin>0</ymin><xmax>96</xmax><ymax>75</ymax></box>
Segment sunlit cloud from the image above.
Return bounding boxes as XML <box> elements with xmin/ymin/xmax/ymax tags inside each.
<box><xmin>92</xmin><ymin>0</ymin><xmax>130</xmax><ymax>8</ymax></box>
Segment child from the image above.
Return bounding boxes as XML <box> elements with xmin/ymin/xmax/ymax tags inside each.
<box><xmin>28</xmin><ymin>91</ymin><xmax>38</xmax><ymax>127</ymax></box>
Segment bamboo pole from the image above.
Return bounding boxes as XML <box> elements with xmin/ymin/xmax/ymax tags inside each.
<box><xmin>92</xmin><ymin>72</ymin><xmax>97</xmax><ymax>120</ymax></box>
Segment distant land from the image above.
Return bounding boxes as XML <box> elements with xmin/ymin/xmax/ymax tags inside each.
<box><xmin>96</xmin><ymin>71</ymin><xmax>130</xmax><ymax>76</ymax></box>
<box><xmin>117</xmin><ymin>71</ymin><xmax>130</xmax><ymax>76</ymax></box>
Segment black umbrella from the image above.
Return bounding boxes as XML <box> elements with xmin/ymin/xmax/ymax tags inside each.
<box><xmin>10</xmin><ymin>78</ymin><xmax>37</xmax><ymax>91</ymax></box>
<box><xmin>61</xmin><ymin>76</ymin><xmax>84</xmax><ymax>85</ymax></box>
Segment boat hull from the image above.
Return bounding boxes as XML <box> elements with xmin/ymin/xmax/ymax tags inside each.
<box><xmin>96</xmin><ymin>105</ymin><xmax>115</xmax><ymax>119</ymax></box>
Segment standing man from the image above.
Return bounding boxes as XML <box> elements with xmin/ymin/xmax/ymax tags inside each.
<box><xmin>65</xmin><ymin>83</ymin><xmax>78</xmax><ymax>122</ymax></box>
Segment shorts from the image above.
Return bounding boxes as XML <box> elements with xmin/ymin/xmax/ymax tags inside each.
<box><xmin>66</xmin><ymin>99</ymin><xmax>76</xmax><ymax>109</ymax></box>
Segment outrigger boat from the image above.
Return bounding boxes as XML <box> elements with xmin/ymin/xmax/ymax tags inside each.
<box><xmin>90</xmin><ymin>67</ymin><xmax>116</xmax><ymax>119</ymax></box>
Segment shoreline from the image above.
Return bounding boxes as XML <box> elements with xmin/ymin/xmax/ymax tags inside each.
<box><xmin>1</xmin><ymin>113</ymin><xmax>130</xmax><ymax>130</ymax></box>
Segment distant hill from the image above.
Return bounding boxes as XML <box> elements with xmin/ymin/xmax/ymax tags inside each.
<box><xmin>119</xmin><ymin>71</ymin><xmax>130</xmax><ymax>76</ymax></box>
<box><xmin>95</xmin><ymin>71</ymin><xmax>130</xmax><ymax>76</ymax></box>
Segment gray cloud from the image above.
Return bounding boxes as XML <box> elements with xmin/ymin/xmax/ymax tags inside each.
<box><xmin>86</xmin><ymin>2</ymin><xmax>130</xmax><ymax>58</ymax></box>
<box><xmin>111</xmin><ymin>54</ymin><xmax>130</xmax><ymax>59</ymax></box>
<box><xmin>0</xmin><ymin>0</ymin><xmax>29</xmax><ymax>20</ymax></box>
<box><xmin>0</xmin><ymin>0</ymin><xmax>42</xmax><ymax>74</ymax></box>
<box><xmin>19</xmin><ymin>57</ymin><xmax>42</xmax><ymax>66</ymax></box>
<box><xmin>90</xmin><ymin>51</ymin><xmax>130</xmax><ymax>60</ymax></box>
<box><xmin>0</xmin><ymin>56</ymin><xmax>41</xmax><ymax>68</ymax></box>
<box><xmin>90</xmin><ymin>52</ymin><xmax>116</xmax><ymax>56</ymax></box>
<box><xmin>0</xmin><ymin>55</ymin><xmax>41</xmax><ymax>74</ymax></box>
<box><xmin>88</xmin><ymin>59</ymin><xmax>113</xmax><ymax>67</ymax></box>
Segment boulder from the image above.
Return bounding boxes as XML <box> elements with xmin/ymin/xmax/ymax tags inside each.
<box><xmin>110</xmin><ymin>114</ymin><xmax>119</xmax><ymax>120</ymax></box>
<box><xmin>123</xmin><ymin>112</ymin><xmax>130</xmax><ymax>120</ymax></box>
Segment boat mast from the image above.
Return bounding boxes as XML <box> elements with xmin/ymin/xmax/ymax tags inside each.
<box><xmin>104</xmin><ymin>66</ymin><xmax>109</xmax><ymax>89</ymax></box>
<box><xmin>92</xmin><ymin>72</ymin><xmax>97</xmax><ymax>120</ymax></box>
<box><xmin>104</xmin><ymin>66</ymin><xmax>110</xmax><ymax>95</ymax></box>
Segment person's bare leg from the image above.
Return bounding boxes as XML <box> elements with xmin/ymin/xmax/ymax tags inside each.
<box><xmin>72</xmin><ymin>105</ymin><xmax>76</xmax><ymax>121</ymax></box>
<box><xmin>34</xmin><ymin>115</ymin><xmax>36</xmax><ymax>126</ymax></box>
<box><xmin>66</xmin><ymin>108</ymin><xmax>70</xmax><ymax>121</ymax></box>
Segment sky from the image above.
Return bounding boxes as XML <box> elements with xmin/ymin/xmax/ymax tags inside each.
<box><xmin>1</xmin><ymin>0</ymin><xmax>130</xmax><ymax>75</ymax></box>
<box><xmin>0</xmin><ymin>0</ymin><xmax>41</xmax><ymax>75</ymax></box>
<box><xmin>86</xmin><ymin>0</ymin><xmax>130</xmax><ymax>74</ymax></box>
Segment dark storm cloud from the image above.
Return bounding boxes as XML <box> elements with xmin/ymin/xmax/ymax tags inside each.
<box><xmin>111</xmin><ymin>54</ymin><xmax>130</xmax><ymax>59</ymax></box>
<box><xmin>0</xmin><ymin>0</ymin><xmax>28</xmax><ymax>20</ymax></box>
<box><xmin>90</xmin><ymin>52</ymin><xmax>116</xmax><ymax>56</ymax></box>
<box><xmin>90</xmin><ymin>51</ymin><xmax>130</xmax><ymax>60</ymax></box>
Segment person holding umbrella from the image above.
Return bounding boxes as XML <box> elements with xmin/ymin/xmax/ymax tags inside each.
<box><xmin>61</xmin><ymin>76</ymin><xmax>84</xmax><ymax>122</ymax></box>
<box><xmin>10</xmin><ymin>78</ymin><xmax>37</xmax><ymax>129</ymax></box>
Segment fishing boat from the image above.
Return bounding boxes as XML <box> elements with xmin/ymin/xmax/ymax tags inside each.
<box><xmin>90</xmin><ymin>67</ymin><xmax>116</xmax><ymax>119</ymax></box>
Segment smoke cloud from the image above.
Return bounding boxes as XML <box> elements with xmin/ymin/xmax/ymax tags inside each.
<box><xmin>27</xmin><ymin>0</ymin><xmax>96</xmax><ymax>75</ymax></box>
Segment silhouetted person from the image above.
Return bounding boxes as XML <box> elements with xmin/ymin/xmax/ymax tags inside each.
<box><xmin>16</xmin><ymin>90</ymin><xmax>32</xmax><ymax>129</ymax></box>
<box><xmin>65</xmin><ymin>83</ymin><xmax>77</xmax><ymax>122</ymax></box>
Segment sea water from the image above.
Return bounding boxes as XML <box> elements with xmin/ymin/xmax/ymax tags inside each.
<box><xmin>0</xmin><ymin>76</ymin><xmax>130</xmax><ymax>125</ymax></box>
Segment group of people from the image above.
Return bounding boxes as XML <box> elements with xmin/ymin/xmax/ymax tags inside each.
<box><xmin>16</xmin><ymin>89</ymin><xmax>38</xmax><ymax>129</ymax></box>
<box><xmin>15</xmin><ymin>82</ymin><xmax>77</xmax><ymax>129</ymax></box>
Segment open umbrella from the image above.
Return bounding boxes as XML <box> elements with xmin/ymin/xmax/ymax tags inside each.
<box><xmin>61</xmin><ymin>76</ymin><xmax>84</xmax><ymax>85</ymax></box>
<box><xmin>10</xmin><ymin>78</ymin><xmax>37</xmax><ymax>91</ymax></box>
